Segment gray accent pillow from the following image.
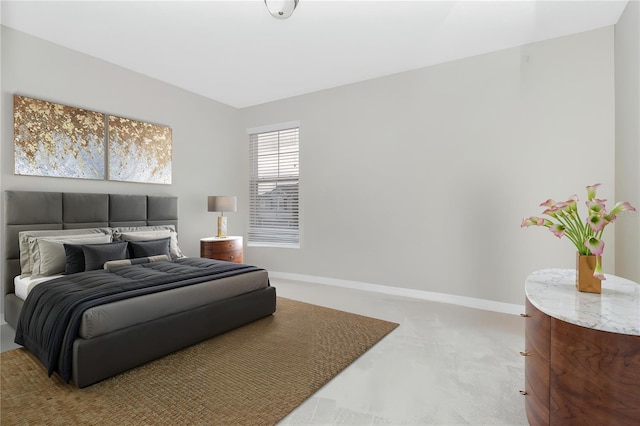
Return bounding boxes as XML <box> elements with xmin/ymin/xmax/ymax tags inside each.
<box><xmin>82</xmin><ymin>242</ymin><xmax>129</xmax><ymax>271</ymax></box>
<box><xmin>104</xmin><ymin>255</ymin><xmax>169</xmax><ymax>270</ymax></box>
<box><xmin>64</xmin><ymin>243</ymin><xmax>88</xmax><ymax>275</ymax></box>
<box><xmin>128</xmin><ymin>237</ymin><xmax>171</xmax><ymax>259</ymax></box>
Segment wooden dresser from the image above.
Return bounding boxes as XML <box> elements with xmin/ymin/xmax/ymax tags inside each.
<box><xmin>200</xmin><ymin>236</ymin><xmax>243</xmax><ymax>263</ymax></box>
<box><xmin>523</xmin><ymin>269</ymin><xmax>640</xmax><ymax>425</ymax></box>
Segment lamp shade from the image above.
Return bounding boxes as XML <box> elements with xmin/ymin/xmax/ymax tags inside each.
<box><xmin>208</xmin><ymin>196</ymin><xmax>237</xmax><ymax>213</ymax></box>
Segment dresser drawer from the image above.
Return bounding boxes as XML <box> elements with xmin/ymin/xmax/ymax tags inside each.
<box><xmin>524</xmin><ymin>344</ymin><xmax>549</xmax><ymax>413</ymax></box>
<box><xmin>525</xmin><ymin>376</ymin><xmax>549</xmax><ymax>426</ymax></box>
<box><xmin>524</xmin><ymin>298</ymin><xmax>551</xmax><ymax>425</ymax></box>
<box><xmin>526</xmin><ymin>299</ymin><xmax>550</xmax><ymax>362</ymax></box>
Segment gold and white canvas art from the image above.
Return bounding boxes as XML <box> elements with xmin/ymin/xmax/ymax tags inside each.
<box><xmin>13</xmin><ymin>95</ymin><xmax>172</xmax><ymax>185</ymax></box>
<box><xmin>108</xmin><ymin>116</ymin><xmax>172</xmax><ymax>184</ymax></box>
<box><xmin>13</xmin><ymin>95</ymin><xmax>106</xmax><ymax>180</ymax></box>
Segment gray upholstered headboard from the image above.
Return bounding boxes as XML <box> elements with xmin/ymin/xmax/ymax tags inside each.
<box><xmin>3</xmin><ymin>191</ymin><xmax>178</xmax><ymax>297</ymax></box>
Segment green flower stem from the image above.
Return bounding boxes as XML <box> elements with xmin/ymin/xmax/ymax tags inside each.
<box><xmin>553</xmin><ymin>211</ymin><xmax>591</xmax><ymax>255</ymax></box>
<box><xmin>554</xmin><ymin>214</ymin><xmax>583</xmax><ymax>251</ymax></box>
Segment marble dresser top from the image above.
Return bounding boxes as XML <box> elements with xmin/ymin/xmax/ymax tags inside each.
<box><xmin>525</xmin><ymin>269</ymin><xmax>640</xmax><ymax>336</ymax></box>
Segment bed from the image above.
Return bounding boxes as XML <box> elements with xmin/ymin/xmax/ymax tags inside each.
<box><xmin>3</xmin><ymin>190</ymin><xmax>277</xmax><ymax>388</ymax></box>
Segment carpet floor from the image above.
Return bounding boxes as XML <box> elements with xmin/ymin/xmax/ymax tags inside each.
<box><xmin>1</xmin><ymin>297</ymin><xmax>398</xmax><ymax>425</ymax></box>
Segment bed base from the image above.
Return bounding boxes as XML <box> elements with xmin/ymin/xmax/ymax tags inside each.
<box><xmin>72</xmin><ymin>286</ymin><xmax>276</xmax><ymax>387</ymax></box>
<box><xmin>5</xmin><ymin>293</ymin><xmax>23</xmax><ymax>329</ymax></box>
<box><xmin>8</xmin><ymin>286</ymin><xmax>276</xmax><ymax>388</ymax></box>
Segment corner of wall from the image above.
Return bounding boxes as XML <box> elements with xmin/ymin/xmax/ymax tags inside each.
<box><xmin>614</xmin><ymin>0</ymin><xmax>640</xmax><ymax>283</ymax></box>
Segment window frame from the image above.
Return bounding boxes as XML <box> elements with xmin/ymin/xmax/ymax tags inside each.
<box><xmin>247</xmin><ymin>122</ymin><xmax>300</xmax><ymax>249</ymax></box>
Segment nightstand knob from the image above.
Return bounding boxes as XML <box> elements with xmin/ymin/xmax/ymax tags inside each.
<box><xmin>520</xmin><ymin>313</ymin><xmax>531</xmax><ymax>318</ymax></box>
<box><xmin>519</xmin><ymin>390</ymin><xmax>528</xmax><ymax>396</ymax></box>
<box><xmin>519</xmin><ymin>351</ymin><xmax>530</xmax><ymax>357</ymax></box>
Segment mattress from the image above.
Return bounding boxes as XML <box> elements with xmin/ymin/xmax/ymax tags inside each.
<box><xmin>15</xmin><ymin>269</ymin><xmax>269</xmax><ymax>340</ymax></box>
<box><xmin>78</xmin><ymin>269</ymin><xmax>269</xmax><ymax>339</ymax></box>
<box><xmin>14</xmin><ymin>274</ymin><xmax>63</xmax><ymax>300</ymax></box>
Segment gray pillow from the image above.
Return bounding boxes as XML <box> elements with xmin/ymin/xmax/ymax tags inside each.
<box><xmin>30</xmin><ymin>234</ymin><xmax>112</xmax><ymax>277</ymax></box>
<box><xmin>104</xmin><ymin>254</ymin><xmax>170</xmax><ymax>270</ymax></box>
<box><xmin>64</xmin><ymin>243</ymin><xmax>88</xmax><ymax>275</ymax></box>
<box><xmin>128</xmin><ymin>237</ymin><xmax>171</xmax><ymax>259</ymax></box>
<box><xmin>113</xmin><ymin>226</ymin><xmax>184</xmax><ymax>259</ymax></box>
<box><xmin>82</xmin><ymin>242</ymin><xmax>129</xmax><ymax>271</ymax></box>
<box><xmin>18</xmin><ymin>228</ymin><xmax>111</xmax><ymax>276</ymax></box>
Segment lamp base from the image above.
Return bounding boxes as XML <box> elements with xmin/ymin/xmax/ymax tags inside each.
<box><xmin>217</xmin><ymin>216</ymin><xmax>228</xmax><ymax>238</ymax></box>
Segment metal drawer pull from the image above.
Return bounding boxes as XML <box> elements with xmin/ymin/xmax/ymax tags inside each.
<box><xmin>519</xmin><ymin>351</ymin><xmax>530</xmax><ymax>356</ymax></box>
<box><xmin>520</xmin><ymin>313</ymin><xmax>530</xmax><ymax>317</ymax></box>
<box><xmin>519</xmin><ymin>390</ymin><xmax>528</xmax><ymax>395</ymax></box>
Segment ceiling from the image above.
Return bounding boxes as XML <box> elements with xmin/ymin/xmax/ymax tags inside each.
<box><xmin>1</xmin><ymin>1</ymin><xmax>630</xmax><ymax>108</ymax></box>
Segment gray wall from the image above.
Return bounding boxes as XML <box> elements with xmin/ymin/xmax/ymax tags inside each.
<box><xmin>0</xmin><ymin>26</ymin><xmax>244</xmax><ymax>288</ymax></box>
<box><xmin>1</xmin><ymin>23</ymin><xmax>627</xmax><ymax>312</ymax></box>
<box><xmin>240</xmin><ymin>27</ymin><xmax>617</xmax><ymax>306</ymax></box>
<box><xmin>615</xmin><ymin>1</ymin><xmax>640</xmax><ymax>283</ymax></box>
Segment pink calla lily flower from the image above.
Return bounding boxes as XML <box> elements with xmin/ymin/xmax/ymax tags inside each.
<box><xmin>564</xmin><ymin>195</ymin><xmax>578</xmax><ymax>209</ymax></box>
<box><xmin>520</xmin><ymin>217</ymin><xmax>533</xmax><ymax>227</ymax></box>
<box><xmin>539</xmin><ymin>199</ymin><xmax>556</xmax><ymax>207</ymax></box>
<box><xmin>521</xmin><ymin>217</ymin><xmax>551</xmax><ymax>227</ymax></box>
<box><xmin>549</xmin><ymin>224</ymin><xmax>565</xmax><ymax>238</ymax></box>
<box><xmin>585</xmin><ymin>237</ymin><xmax>605</xmax><ymax>257</ymax></box>
<box><xmin>586</xmin><ymin>200</ymin><xmax>606</xmax><ymax>214</ymax></box>
<box><xmin>587</xmin><ymin>215</ymin><xmax>607</xmax><ymax>233</ymax></box>
<box><xmin>593</xmin><ymin>257</ymin><xmax>606</xmax><ymax>280</ymax></box>
<box><xmin>586</xmin><ymin>183</ymin><xmax>601</xmax><ymax>201</ymax></box>
<box><xmin>610</xmin><ymin>201</ymin><xmax>637</xmax><ymax>215</ymax></box>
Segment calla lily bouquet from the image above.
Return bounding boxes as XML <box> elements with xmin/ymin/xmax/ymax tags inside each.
<box><xmin>521</xmin><ymin>183</ymin><xmax>637</xmax><ymax>280</ymax></box>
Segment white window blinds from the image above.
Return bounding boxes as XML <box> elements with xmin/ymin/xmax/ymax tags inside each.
<box><xmin>248</xmin><ymin>126</ymin><xmax>300</xmax><ymax>248</ymax></box>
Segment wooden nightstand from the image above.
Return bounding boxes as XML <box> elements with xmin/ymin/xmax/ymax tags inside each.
<box><xmin>200</xmin><ymin>236</ymin><xmax>243</xmax><ymax>263</ymax></box>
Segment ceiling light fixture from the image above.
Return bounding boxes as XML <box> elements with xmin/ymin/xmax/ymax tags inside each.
<box><xmin>264</xmin><ymin>0</ymin><xmax>298</xmax><ymax>20</ymax></box>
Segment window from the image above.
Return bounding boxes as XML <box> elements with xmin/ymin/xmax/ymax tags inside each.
<box><xmin>248</xmin><ymin>125</ymin><xmax>299</xmax><ymax>248</ymax></box>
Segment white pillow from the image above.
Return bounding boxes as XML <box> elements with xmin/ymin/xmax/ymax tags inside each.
<box><xmin>116</xmin><ymin>230</ymin><xmax>184</xmax><ymax>259</ymax></box>
<box><xmin>29</xmin><ymin>234</ymin><xmax>113</xmax><ymax>277</ymax></box>
<box><xmin>19</xmin><ymin>228</ymin><xmax>111</xmax><ymax>276</ymax></box>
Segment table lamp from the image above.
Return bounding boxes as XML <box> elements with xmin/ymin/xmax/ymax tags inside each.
<box><xmin>208</xmin><ymin>196</ymin><xmax>237</xmax><ymax>238</ymax></box>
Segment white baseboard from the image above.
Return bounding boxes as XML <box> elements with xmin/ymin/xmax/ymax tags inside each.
<box><xmin>269</xmin><ymin>271</ymin><xmax>525</xmax><ymax>316</ymax></box>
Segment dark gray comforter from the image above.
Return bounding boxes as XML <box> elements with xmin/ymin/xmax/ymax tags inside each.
<box><xmin>15</xmin><ymin>258</ymin><xmax>262</xmax><ymax>382</ymax></box>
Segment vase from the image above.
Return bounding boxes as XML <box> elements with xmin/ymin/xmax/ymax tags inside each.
<box><xmin>576</xmin><ymin>252</ymin><xmax>602</xmax><ymax>294</ymax></box>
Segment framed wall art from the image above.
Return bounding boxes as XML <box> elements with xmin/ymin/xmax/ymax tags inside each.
<box><xmin>13</xmin><ymin>95</ymin><xmax>173</xmax><ymax>185</ymax></box>
<box><xmin>13</xmin><ymin>95</ymin><xmax>106</xmax><ymax>180</ymax></box>
<box><xmin>107</xmin><ymin>115</ymin><xmax>172</xmax><ymax>184</ymax></box>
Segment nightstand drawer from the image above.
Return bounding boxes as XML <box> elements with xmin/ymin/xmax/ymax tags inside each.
<box><xmin>200</xmin><ymin>237</ymin><xmax>244</xmax><ymax>264</ymax></box>
<box><xmin>211</xmin><ymin>250</ymin><xmax>243</xmax><ymax>263</ymax></box>
<box><xmin>205</xmin><ymin>238</ymin><xmax>242</xmax><ymax>253</ymax></box>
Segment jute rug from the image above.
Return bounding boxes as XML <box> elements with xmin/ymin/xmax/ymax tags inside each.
<box><xmin>1</xmin><ymin>297</ymin><xmax>398</xmax><ymax>425</ymax></box>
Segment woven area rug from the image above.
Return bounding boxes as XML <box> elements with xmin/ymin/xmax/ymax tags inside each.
<box><xmin>1</xmin><ymin>297</ymin><xmax>398</xmax><ymax>425</ymax></box>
